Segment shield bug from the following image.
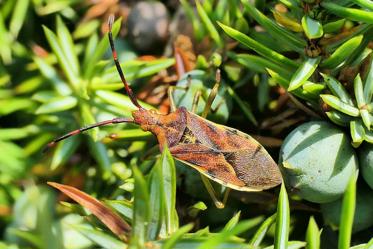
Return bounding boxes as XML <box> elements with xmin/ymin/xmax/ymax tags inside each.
<box><xmin>45</xmin><ymin>15</ymin><xmax>282</xmax><ymax>207</ymax></box>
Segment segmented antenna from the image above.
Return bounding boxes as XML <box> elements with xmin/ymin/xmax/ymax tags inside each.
<box><xmin>43</xmin><ymin>117</ymin><xmax>133</xmax><ymax>153</ymax></box>
<box><xmin>108</xmin><ymin>15</ymin><xmax>143</xmax><ymax>109</ymax></box>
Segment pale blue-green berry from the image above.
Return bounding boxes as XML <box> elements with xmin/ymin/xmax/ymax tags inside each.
<box><xmin>358</xmin><ymin>143</ymin><xmax>373</xmax><ymax>190</ymax></box>
<box><xmin>321</xmin><ymin>186</ymin><xmax>373</xmax><ymax>233</ymax></box>
<box><xmin>279</xmin><ymin>121</ymin><xmax>358</xmax><ymax>203</ymax></box>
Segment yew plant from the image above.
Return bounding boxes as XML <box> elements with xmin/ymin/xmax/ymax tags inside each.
<box><xmin>0</xmin><ymin>0</ymin><xmax>373</xmax><ymax>249</ymax></box>
<box><xmin>181</xmin><ymin>0</ymin><xmax>373</xmax><ymax>248</ymax></box>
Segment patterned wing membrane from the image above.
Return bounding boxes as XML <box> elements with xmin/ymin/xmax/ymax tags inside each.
<box><xmin>169</xmin><ymin>112</ymin><xmax>282</xmax><ymax>191</ymax></box>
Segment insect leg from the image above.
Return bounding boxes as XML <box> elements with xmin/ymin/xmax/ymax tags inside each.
<box><xmin>168</xmin><ymin>86</ymin><xmax>177</xmax><ymax>112</ymax></box>
<box><xmin>171</xmin><ymin>72</ymin><xmax>228</xmax><ymax>208</ymax></box>
<box><xmin>43</xmin><ymin>117</ymin><xmax>134</xmax><ymax>152</ymax></box>
<box><xmin>196</xmin><ymin>69</ymin><xmax>228</xmax><ymax>208</ymax></box>
<box><xmin>191</xmin><ymin>90</ymin><xmax>201</xmax><ymax>113</ymax></box>
<box><xmin>167</xmin><ymin>85</ymin><xmax>189</xmax><ymax>112</ymax></box>
<box><xmin>201</xmin><ymin>69</ymin><xmax>221</xmax><ymax>118</ymax></box>
<box><xmin>222</xmin><ymin>188</ymin><xmax>231</xmax><ymax>206</ymax></box>
<box><xmin>188</xmin><ymin>84</ymin><xmax>224</xmax><ymax>207</ymax></box>
<box><xmin>200</xmin><ymin>175</ymin><xmax>225</xmax><ymax>209</ymax></box>
<box><xmin>193</xmin><ymin>69</ymin><xmax>225</xmax><ymax>208</ymax></box>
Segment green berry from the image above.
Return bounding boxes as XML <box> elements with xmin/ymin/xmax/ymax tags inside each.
<box><xmin>279</xmin><ymin>121</ymin><xmax>358</xmax><ymax>203</ymax></box>
<box><xmin>321</xmin><ymin>186</ymin><xmax>373</xmax><ymax>233</ymax></box>
<box><xmin>358</xmin><ymin>143</ymin><xmax>373</xmax><ymax>190</ymax></box>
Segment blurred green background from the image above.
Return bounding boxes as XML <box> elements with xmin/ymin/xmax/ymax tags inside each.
<box><xmin>0</xmin><ymin>0</ymin><xmax>372</xmax><ymax>248</ymax></box>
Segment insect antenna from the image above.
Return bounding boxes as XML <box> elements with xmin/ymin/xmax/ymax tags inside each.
<box><xmin>43</xmin><ymin>117</ymin><xmax>134</xmax><ymax>153</ymax></box>
<box><xmin>108</xmin><ymin>15</ymin><xmax>143</xmax><ymax>109</ymax></box>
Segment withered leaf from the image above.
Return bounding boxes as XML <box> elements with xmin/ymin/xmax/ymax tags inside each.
<box><xmin>48</xmin><ymin>182</ymin><xmax>131</xmax><ymax>241</ymax></box>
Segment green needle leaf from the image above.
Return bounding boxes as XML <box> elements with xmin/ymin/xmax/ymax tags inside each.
<box><xmin>218</xmin><ymin>22</ymin><xmax>298</xmax><ymax>70</ymax></box>
<box><xmin>301</xmin><ymin>16</ymin><xmax>323</xmax><ymax>40</ymax></box>
<box><xmin>43</xmin><ymin>25</ymin><xmax>79</xmax><ymax>90</ymax></box>
<box><xmin>274</xmin><ymin>183</ymin><xmax>290</xmax><ymax>249</ymax></box>
<box><xmin>321</xmin><ymin>73</ymin><xmax>353</xmax><ymax>105</ymax></box>
<box><xmin>364</xmin><ymin>127</ymin><xmax>373</xmax><ymax>143</ymax></box>
<box><xmin>195</xmin><ymin>0</ymin><xmax>222</xmax><ymax>47</ymax></box>
<box><xmin>148</xmin><ymin>146</ymin><xmax>178</xmax><ymax>239</ymax></box>
<box><xmin>0</xmin><ymin>125</ymin><xmax>38</xmax><ymax>140</ymax></box>
<box><xmin>227</xmin><ymin>86</ymin><xmax>257</xmax><ymax>126</ymax></box>
<box><xmin>302</xmin><ymin>82</ymin><xmax>325</xmax><ymax>95</ymax></box>
<box><xmin>80</xmin><ymin>102</ymin><xmax>97</xmax><ymax>140</ymax></box>
<box><xmin>264</xmin><ymin>241</ymin><xmax>306</xmax><ymax>249</ymax></box>
<box><xmin>35</xmin><ymin>96</ymin><xmax>78</xmax><ymax>114</ymax></box>
<box><xmin>96</xmin><ymin>58</ymin><xmax>175</xmax><ymax>90</ymax></box>
<box><xmin>363</xmin><ymin>59</ymin><xmax>373</xmax><ymax>103</ymax></box>
<box><xmin>106</xmin><ymin>200</ymin><xmax>133</xmax><ymax>222</ymax></box>
<box><xmin>33</xmin><ymin>57</ymin><xmax>72</xmax><ymax>96</ymax></box>
<box><xmin>321</xmin><ymin>95</ymin><xmax>360</xmax><ymax>117</ymax></box>
<box><xmin>350</xmin><ymin>120</ymin><xmax>365</xmax><ymax>145</ymax></box>
<box><xmin>360</xmin><ymin>109</ymin><xmax>371</xmax><ymax>130</ymax></box>
<box><xmin>180</xmin><ymin>0</ymin><xmax>204</xmax><ymax>40</ymax></box>
<box><xmin>73</xmin><ymin>19</ymin><xmax>100</xmax><ymax>39</ymax></box>
<box><xmin>199</xmin><ymin>218</ymin><xmax>263</xmax><ymax>249</ymax></box>
<box><xmin>268</xmin><ymin>69</ymin><xmax>318</xmax><ymax>104</ymax></box>
<box><xmin>83</xmin><ymin>33</ymin><xmax>98</xmax><ymax>70</ymax></box>
<box><xmin>241</xmin><ymin>0</ymin><xmax>306</xmax><ymax>52</ymax></box>
<box><xmin>250</xmin><ymin>213</ymin><xmax>276</xmax><ymax>247</ymax></box>
<box><xmin>88</xmin><ymin>139</ymin><xmax>111</xmax><ymax>173</ymax></box>
<box><xmin>306</xmin><ymin>216</ymin><xmax>320</xmax><ymax>249</ymax></box>
<box><xmin>223</xmin><ymin>212</ymin><xmax>242</xmax><ymax>232</ymax></box>
<box><xmin>350</xmin><ymin>0</ymin><xmax>373</xmax><ymax>11</ymax></box>
<box><xmin>160</xmin><ymin>146</ymin><xmax>178</xmax><ymax>235</ymax></box>
<box><xmin>323</xmin><ymin>19</ymin><xmax>345</xmax><ymax>33</ymax></box>
<box><xmin>148</xmin><ymin>156</ymin><xmax>165</xmax><ymax>240</ymax></box>
<box><xmin>338</xmin><ymin>173</ymin><xmax>357</xmax><ymax>249</ymax></box>
<box><xmin>83</xmin><ymin>17</ymin><xmax>121</xmax><ymax>79</ymax></box>
<box><xmin>70</xmin><ymin>225</ymin><xmax>127</xmax><ymax>249</ymax></box>
<box><xmin>50</xmin><ymin>136</ymin><xmax>80</xmax><ymax>170</ymax></box>
<box><xmin>272</xmin><ymin>10</ymin><xmax>303</xmax><ymax>32</ymax></box>
<box><xmin>288</xmin><ymin>57</ymin><xmax>320</xmax><ymax>91</ymax></box>
<box><xmin>321</xmin><ymin>2</ymin><xmax>373</xmax><ymax>24</ymax></box>
<box><xmin>132</xmin><ymin>166</ymin><xmax>150</xmax><ymax>248</ymax></box>
<box><xmin>56</xmin><ymin>16</ymin><xmax>80</xmax><ymax>76</ymax></box>
<box><xmin>0</xmin><ymin>98</ymin><xmax>35</xmax><ymax>115</ymax></box>
<box><xmin>9</xmin><ymin>0</ymin><xmax>29</xmax><ymax>38</ymax></box>
<box><xmin>231</xmin><ymin>53</ymin><xmax>292</xmax><ymax>79</ymax></box>
<box><xmin>95</xmin><ymin>90</ymin><xmax>153</xmax><ymax>112</ymax></box>
<box><xmin>321</xmin><ymin>35</ymin><xmax>363</xmax><ymax>69</ymax></box>
<box><xmin>354</xmin><ymin>74</ymin><xmax>365</xmax><ymax>108</ymax></box>
<box><xmin>325</xmin><ymin>111</ymin><xmax>353</xmax><ymax>126</ymax></box>
<box><xmin>162</xmin><ymin>224</ymin><xmax>194</xmax><ymax>249</ymax></box>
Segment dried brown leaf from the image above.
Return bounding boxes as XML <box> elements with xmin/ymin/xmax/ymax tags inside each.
<box><xmin>48</xmin><ymin>182</ymin><xmax>130</xmax><ymax>241</ymax></box>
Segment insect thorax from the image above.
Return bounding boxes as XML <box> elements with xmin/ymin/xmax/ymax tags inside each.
<box><xmin>132</xmin><ymin>107</ymin><xmax>188</xmax><ymax>148</ymax></box>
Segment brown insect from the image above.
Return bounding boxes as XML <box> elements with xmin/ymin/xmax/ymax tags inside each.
<box><xmin>45</xmin><ymin>15</ymin><xmax>282</xmax><ymax>206</ymax></box>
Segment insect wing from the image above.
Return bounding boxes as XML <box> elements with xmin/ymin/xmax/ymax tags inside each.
<box><xmin>171</xmin><ymin>112</ymin><xmax>282</xmax><ymax>191</ymax></box>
